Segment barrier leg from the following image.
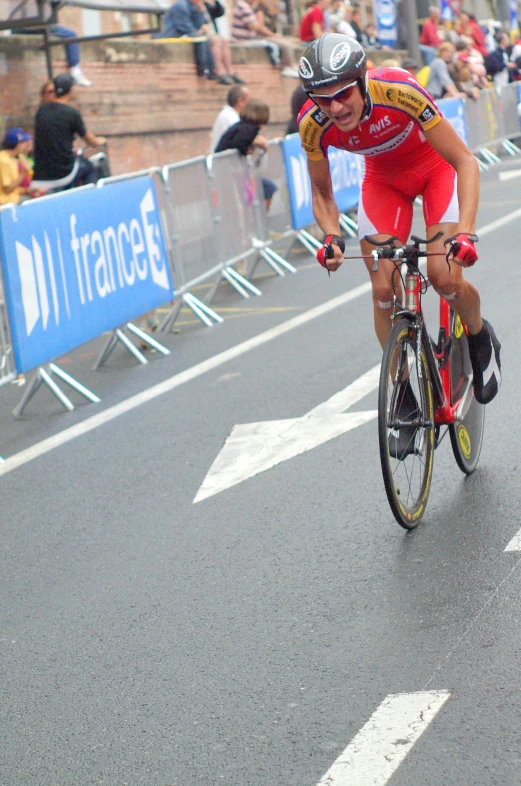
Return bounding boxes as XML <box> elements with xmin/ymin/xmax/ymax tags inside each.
<box><xmin>184</xmin><ymin>293</ymin><xmax>224</xmax><ymax>325</ymax></box>
<box><xmin>296</xmin><ymin>229</ymin><xmax>321</xmax><ymax>256</ymax></box>
<box><xmin>13</xmin><ymin>365</ymin><xmax>77</xmax><ymax>416</ymax></box>
<box><xmin>261</xmin><ymin>246</ymin><xmax>297</xmax><ymax>274</ymax></box>
<box><xmin>502</xmin><ymin>139</ymin><xmax>521</xmax><ymax>156</ymax></box>
<box><xmin>126</xmin><ymin>323</ymin><xmax>171</xmax><ymax>356</ymax></box>
<box><xmin>479</xmin><ymin>146</ymin><xmax>500</xmax><ymax>164</ymax></box>
<box><xmin>159</xmin><ymin>299</ymin><xmax>183</xmax><ymax>332</ymax></box>
<box><xmin>339</xmin><ymin>213</ymin><xmax>358</xmax><ymax>237</ymax></box>
<box><xmin>49</xmin><ymin>363</ymin><xmax>100</xmax><ymax>403</ymax></box>
<box><xmin>93</xmin><ymin>328</ymin><xmax>148</xmax><ymax>369</ymax></box>
<box><xmin>223</xmin><ymin>267</ymin><xmax>262</xmax><ymax>297</ymax></box>
<box><xmin>474</xmin><ymin>155</ymin><xmax>488</xmax><ymax>172</ymax></box>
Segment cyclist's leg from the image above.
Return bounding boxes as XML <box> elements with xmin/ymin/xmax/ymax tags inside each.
<box><xmin>358</xmin><ymin>177</ymin><xmax>413</xmax><ymax>348</ymax></box>
<box><xmin>422</xmin><ymin>164</ymin><xmax>482</xmax><ymax>333</ymax></box>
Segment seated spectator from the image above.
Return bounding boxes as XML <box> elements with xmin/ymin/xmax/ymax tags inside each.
<box><xmin>448</xmin><ymin>44</ymin><xmax>480</xmax><ymax>99</ymax></box>
<box><xmin>160</xmin><ymin>0</ymin><xmax>233</xmax><ymax>83</ymax></box>
<box><xmin>455</xmin><ymin>11</ymin><xmax>487</xmax><ymax>58</ymax></box>
<box><xmin>20</xmin><ymin>2</ymin><xmax>92</xmax><ymax>87</ymax></box>
<box><xmin>210</xmin><ymin>84</ymin><xmax>250</xmax><ymax>152</ymax></box>
<box><xmin>486</xmin><ymin>32</ymin><xmax>516</xmax><ymax>87</ymax></box>
<box><xmin>361</xmin><ymin>22</ymin><xmax>388</xmax><ymax>49</ymax></box>
<box><xmin>32</xmin><ymin>73</ymin><xmax>106</xmax><ymax>193</ymax></box>
<box><xmin>231</xmin><ymin>0</ymin><xmax>299</xmax><ymax>77</ymax></box>
<box><xmin>400</xmin><ymin>57</ymin><xmax>419</xmax><ymax>78</ymax></box>
<box><xmin>336</xmin><ymin>4</ymin><xmax>358</xmax><ymax>38</ymax></box>
<box><xmin>40</xmin><ymin>80</ymin><xmax>56</xmax><ymax>103</ymax></box>
<box><xmin>437</xmin><ymin>17</ymin><xmax>460</xmax><ymax>45</ymax></box>
<box><xmin>426</xmin><ymin>42</ymin><xmax>466</xmax><ymax>99</ymax></box>
<box><xmin>254</xmin><ymin>0</ymin><xmax>280</xmax><ymax>33</ymax></box>
<box><xmin>350</xmin><ymin>5</ymin><xmax>363</xmax><ymax>42</ymax></box>
<box><xmin>215</xmin><ymin>97</ymin><xmax>278</xmax><ymax>211</ymax></box>
<box><xmin>419</xmin><ymin>6</ymin><xmax>441</xmax><ymax>65</ymax></box>
<box><xmin>300</xmin><ymin>0</ymin><xmax>330</xmax><ymax>41</ymax></box>
<box><xmin>0</xmin><ymin>128</ymin><xmax>32</xmax><ymax>206</ymax></box>
<box><xmin>205</xmin><ymin>0</ymin><xmax>246</xmax><ymax>84</ymax></box>
<box><xmin>285</xmin><ymin>83</ymin><xmax>308</xmax><ymax>135</ymax></box>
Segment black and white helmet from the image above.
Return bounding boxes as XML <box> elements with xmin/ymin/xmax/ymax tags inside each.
<box><xmin>298</xmin><ymin>33</ymin><xmax>367</xmax><ymax>97</ymax></box>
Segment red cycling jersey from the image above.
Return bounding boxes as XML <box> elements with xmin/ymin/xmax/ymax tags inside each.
<box><xmin>298</xmin><ymin>67</ymin><xmax>459</xmax><ymax>242</ymax></box>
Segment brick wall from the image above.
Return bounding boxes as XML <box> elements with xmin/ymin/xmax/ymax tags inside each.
<box><xmin>0</xmin><ymin>34</ymin><xmax>402</xmax><ymax>176</ymax></box>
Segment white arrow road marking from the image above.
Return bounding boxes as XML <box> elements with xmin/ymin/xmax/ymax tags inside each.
<box><xmin>193</xmin><ymin>364</ymin><xmax>380</xmax><ymax>503</ymax></box>
<box><xmin>504</xmin><ymin>530</ymin><xmax>521</xmax><ymax>551</ymax></box>
<box><xmin>316</xmin><ymin>690</ymin><xmax>451</xmax><ymax>786</ymax></box>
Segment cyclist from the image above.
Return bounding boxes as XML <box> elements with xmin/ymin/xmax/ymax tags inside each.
<box><xmin>297</xmin><ymin>34</ymin><xmax>501</xmax><ymax>423</ymax></box>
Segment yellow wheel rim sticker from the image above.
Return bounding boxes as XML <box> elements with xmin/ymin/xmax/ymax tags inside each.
<box><xmin>458</xmin><ymin>425</ymin><xmax>471</xmax><ymax>459</ymax></box>
<box><xmin>454</xmin><ymin>316</ymin><xmax>464</xmax><ymax>339</ymax></box>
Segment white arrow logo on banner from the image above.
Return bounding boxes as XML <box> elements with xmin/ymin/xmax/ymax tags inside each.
<box><xmin>194</xmin><ymin>364</ymin><xmax>381</xmax><ymax>503</ymax></box>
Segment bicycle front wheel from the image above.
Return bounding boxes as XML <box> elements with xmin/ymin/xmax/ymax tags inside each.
<box><xmin>378</xmin><ymin>318</ymin><xmax>436</xmax><ymax>530</ymax></box>
<box><xmin>449</xmin><ymin>312</ymin><xmax>485</xmax><ymax>474</ymax></box>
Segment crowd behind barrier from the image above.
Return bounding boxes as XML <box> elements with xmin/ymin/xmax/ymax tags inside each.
<box><xmin>0</xmin><ymin>82</ymin><xmax>520</xmax><ymax>420</ymax></box>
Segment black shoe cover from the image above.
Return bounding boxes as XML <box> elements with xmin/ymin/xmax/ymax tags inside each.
<box><xmin>468</xmin><ymin>319</ymin><xmax>502</xmax><ymax>405</ymax></box>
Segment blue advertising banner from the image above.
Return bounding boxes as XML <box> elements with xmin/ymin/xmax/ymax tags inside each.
<box><xmin>373</xmin><ymin>0</ymin><xmax>397</xmax><ymax>47</ymax></box>
<box><xmin>0</xmin><ymin>176</ymin><xmax>173</xmax><ymax>373</ymax></box>
<box><xmin>282</xmin><ymin>133</ymin><xmax>362</xmax><ymax>230</ymax></box>
<box><xmin>438</xmin><ymin>96</ymin><xmax>468</xmax><ymax>143</ymax></box>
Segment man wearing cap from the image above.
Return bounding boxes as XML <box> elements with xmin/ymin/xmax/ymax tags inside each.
<box><xmin>0</xmin><ymin>128</ymin><xmax>32</xmax><ymax>205</ymax></box>
<box><xmin>32</xmin><ymin>73</ymin><xmax>106</xmax><ymax>193</ymax></box>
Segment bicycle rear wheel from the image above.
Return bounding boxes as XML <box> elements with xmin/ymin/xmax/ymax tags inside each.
<box><xmin>378</xmin><ymin>318</ymin><xmax>436</xmax><ymax>529</ymax></box>
<box><xmin>449</xmin><ymin>312</ymin><xmax>485</xmax><ymax>474</ymax></box>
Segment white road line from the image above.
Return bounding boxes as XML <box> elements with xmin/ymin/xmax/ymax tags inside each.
<box><xmin>499</xmin><ymin>169</ymin><xmax>521</xmax><ymax>182</ymax></box>
<box><xmin>2</xmin><ymin>206</ymin><xmax>520</xmax><ymax>479</ymax></box>
<box><xmin>504</xmin><ymin>530</ymin><xmax>521</xmax><ymax>551</ymax></box>
<box><xmin>477</xmin><ymin>206</ymin><xmax>521</xmax><ymax>236</ymax></box>
<box><xmin>0</xmin><ymin>281</ymin><xmax>372</xmax><ymax>478</ymax></box>
<box><xmin>316</xmin><ymin>690</ymin><xmax>450</xmax><ymax>786</ymax></box>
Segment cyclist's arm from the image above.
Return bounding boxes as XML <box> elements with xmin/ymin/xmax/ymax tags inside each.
<box><xmin>423</xmin><ymin>117</ymin><xmax>479</xmax><ymax>234</ymax></box>
<box><xmin>307</xmin><ymin>157</ymin><xmax>344</xmax><ymax>270</ymax></box>
<box><xmin>307</xmin><ymin>158</ymin><xmax>341</xmax><ymax>236</ymax></box>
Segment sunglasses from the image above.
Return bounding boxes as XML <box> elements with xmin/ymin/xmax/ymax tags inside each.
<box><xmin>44</xmin><ymin>87</ymin><xmax>56</xmax><ymax>94</ymax></box>
<box><xmin>309</xmin><ymin>81</ymin><xmax>358</xmax><ymax>107</ymax></box>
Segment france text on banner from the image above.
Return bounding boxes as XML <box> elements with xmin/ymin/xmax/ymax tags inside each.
<box><xmin>0</xmin><ymin>176</ymin><xmax>173</xmax><ymax>374</ymax></box>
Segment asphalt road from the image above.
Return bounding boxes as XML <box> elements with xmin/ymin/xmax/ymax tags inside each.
<box><xmin>2</xmin><ymin>158</ymin><xmax>521</xmax><ymax>786</ymax></box>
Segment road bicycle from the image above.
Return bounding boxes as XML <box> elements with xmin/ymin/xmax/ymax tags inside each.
<box><xmin>345</xmin><ymin>233</ymin><xmax>485</xmax><ymax>530</ymax></box>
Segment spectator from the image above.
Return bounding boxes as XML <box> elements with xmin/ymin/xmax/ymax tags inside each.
<box><xmin>350</xmin><ymin>5</ymin><xmax>363</xmax><ymax>42</ymax></box>
<box><xmin>210</xmin><ymin>83</ymin><xmax>250</xmax><ymax>151</ymax></box>
<box><xmin>40</xmin><ymin>80</ymin><xmax>56</xmax><ymax>103</ymax></box>
<box><xmin>300</xmin><ymin>0</ymin><xmax>330</xmax><ymax>42</ymax></box>
<box><xmin>486</xmin><ymin>32</ymin><xmax>516</xmax><ymax>87</ymax></box>
<box><xmin>254</xmin><ymin>0</ymin><xmax>280</xmax><ymax>33</ymax></box>
<box><xmin>401</xmin><ymin>57</ymin><xmax>419</xmax><ymax>78</ymax></box>
<box><xmin>285</xmin><ymin>83</ymin><xmax>308</xmax><ymax>135</ymax></box>
<box><xmin>32</xmin><ymin>73</ymin><xmax>106</xmax><ymax>192</ymax></box>
<box><xmin>231</xmin><ymin>0</ymin><xmax>299</xmax><ymax>77</ymax></box>
<box><xmin>426</xmin><ymin>41</ymin><xmax>466</xmax><ymax>99</ymax></box>
<box><xmin>437</xmin><ymin>16</ymin><xmax>460</xmax><ymax>45</ymax></box>
<box><xmin>0</xmin><ymin>128</ymin><xmax>32</xmax><ymax>206</ymax></box>
<box><xmin>206</xmin><ymin>0</ymin><xmax>246</xmax><ymax>84</ymax></box>
<box><xmin>336</xmin><ymin>4</ymin><xmax>358</xmax><ymax>38</ymax></box>
<box><xmin>361</xmin><ymin>22</ymin><xmax>388</xmax><ymax>49</ymax></box>
<box><xmin>215</xmin><ymin>97</ymin><xmax>278</xmax><ymax>211</ymax></box>
<box><xmin>448</xmin><ymin>43</ymin><xmax>479</xmax><ymax>99</ymax></box>
<box><xmin>159</xmin><ymin>0</ymin><xmax>222</xmax><ymax>82</ymax></box>
<box><xmin>419</xmin><ymin>6</ymin><xmax>441</xmax><ymax>65</ymax></box>
<box><xmin>455</xmin><ymin>11</ymin><xmax>487</xmax><ymax>58</ymax></box>
<box><xmin>20</xmin><ymin>2</ymin><xmax>92</xmax><ymax>88</ymax></box>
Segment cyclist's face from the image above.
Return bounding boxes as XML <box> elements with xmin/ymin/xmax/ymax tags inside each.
<box><xmin>310</xmin><ymin>81</ymin><xmax>364</xmax><ymax>131</ymax></box>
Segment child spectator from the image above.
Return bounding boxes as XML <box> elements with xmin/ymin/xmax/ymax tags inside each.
<box><xmin>215</xmin><ymin>97</ymin><xmax>278</xmax><ymax>211</ymax></box>
<box><xmin>0</xmin><ymin>128</ymin><xmax>32</xmax><ymax>205</ymax></box>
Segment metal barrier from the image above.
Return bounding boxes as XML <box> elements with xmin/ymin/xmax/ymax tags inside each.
<box><xmin>464</xmin><ymin>84</ymin><xmax>521</xmax><ymax>164</ymax></box>
<box><xmin>159</xmin><ymin>149</ymin><xmax>295</xmax><ymax>331</ymax></box>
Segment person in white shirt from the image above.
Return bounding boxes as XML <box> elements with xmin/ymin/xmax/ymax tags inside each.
<box><xmin>210</xmin><ymin>84</ymin><xmax>250</xmax><ymax>152</ymax></box>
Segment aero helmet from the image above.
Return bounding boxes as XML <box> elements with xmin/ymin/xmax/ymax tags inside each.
<box><xmin>298</xmin><ymin>33</ymin><xmax>367</xmax><ymax>98</ymax></box>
